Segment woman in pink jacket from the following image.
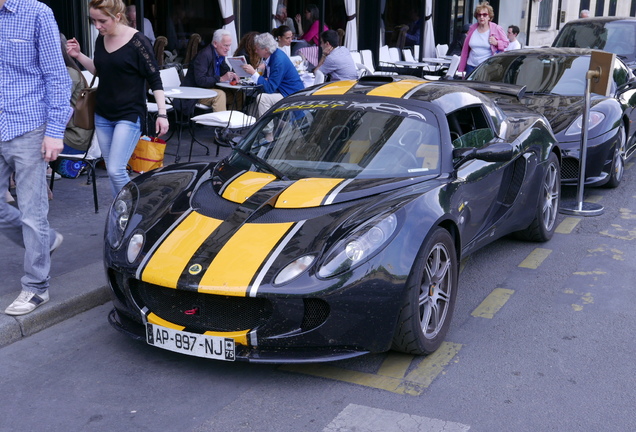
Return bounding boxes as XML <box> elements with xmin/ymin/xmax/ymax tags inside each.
<box><xmin>458</xmin><ymin>2</ymin><xmax>508</xmax><ymax>77</ymax></box>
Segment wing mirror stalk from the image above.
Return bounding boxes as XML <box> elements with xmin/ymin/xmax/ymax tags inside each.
<box><xmin>453</xmin><ymin>142</ymin><xmax>514</xmax><ymax>169</ymax></box>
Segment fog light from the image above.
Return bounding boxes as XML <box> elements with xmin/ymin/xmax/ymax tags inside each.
<box><xmin>127</xmin><ymin>233</ymin><xmax>144</xmax><ymax>263</ymax></box>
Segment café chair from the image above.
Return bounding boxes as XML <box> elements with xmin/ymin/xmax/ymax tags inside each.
<box><xmin>49</xmin><ymin>134</ymin><xmax>103</xmax><ymax>213</ymax></box>
<box><xmin>190</xmin><ymin>110</ymin><xmax>256</xmax><ymax>159</ymax></box>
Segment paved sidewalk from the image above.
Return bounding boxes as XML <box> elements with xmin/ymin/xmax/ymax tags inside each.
<box><xmin>0</xmin><ymin>127</ymin><xmax>229</xmax><ymax>347</ymax></box>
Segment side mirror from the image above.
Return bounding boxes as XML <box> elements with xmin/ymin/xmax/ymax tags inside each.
<box><xmin>453</xmin><ymin>142</ymin><xmax>514</xmax><ymax>168</ymax></box>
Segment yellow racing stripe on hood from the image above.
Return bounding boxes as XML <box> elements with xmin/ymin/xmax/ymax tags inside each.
<box><xmin>142</xmin><ymin>212</ymin><xmax>223</xmax><ymax>288</ymax></box>
<box><xmin>367</xmin><ymin>79</ymin><xmax>425</xmax><ymax>98</ymax></box>
<box><xmin>312</xmin><ymin>80</ymin><xmax>357</xmax><ymax>95</ymax></box>
<box><xmin>199</xmin><ymin>222</ymin><xmax>294</xmax><ymax>296</ymax></box>
<box><xmin>275</xmin><ymin>178</ymin><xmax>344</xmax><ymax>208</ymax></box>
<box><xmin>222</xmin><ymin>171</ymin><xmax>276</xmax><ymax>203</ymax></box>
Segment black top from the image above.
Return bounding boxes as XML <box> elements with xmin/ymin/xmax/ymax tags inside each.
<box><xmin>93</xmin><ymin>32</ymin><xmax>162</xmax><ymax>130</ymax></box>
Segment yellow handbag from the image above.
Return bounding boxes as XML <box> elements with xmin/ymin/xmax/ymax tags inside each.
<box><xmin>128</xmin><ymin>136</ymin><xmax>167</xmax><ymax>173</ymax></box>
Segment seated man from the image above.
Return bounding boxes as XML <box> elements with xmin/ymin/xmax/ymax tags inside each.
<box><xmin>314</xmin><ymin>30</ymin><xmax>358</xmax><ymax>82</ymax></box>
<box><xmin>181</xmin><ymin>29</ymin><xmax>239</xmax><ymax>113</ymax></box>
<box><xmin>242</xmin><ymin>33</ymin><xmax>305</xmax><ymax>117</ymax></box>
<box><xmin>126</xmin><ymin>5</ymin><xmax>156</xmax><ymax>44</ymax></box>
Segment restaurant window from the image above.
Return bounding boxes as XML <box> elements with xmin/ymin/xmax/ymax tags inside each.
<box><xmin>537</xmin><ymin>0</ymin><xmax>553</xmax><ymax>30</ymax></box>
<box><xmin>595</xmin><ymin>0</ymin><xmax>605</xmax><ymax>17</ymax></box>
<box><xmin>150</xmin><ymin>0</ymin><xmax>222</xmax><ymax>58</ymax></box>
<box><xmin>609</xmin><ymin>0</ymin><xmax>617</xmax><ymax>16</ymax></box>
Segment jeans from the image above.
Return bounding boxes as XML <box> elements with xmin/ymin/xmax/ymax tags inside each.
<box><xmin>94</xmin><ymin>114</ymin><xmax>141</xmax><ymax>197</ymax></box>
<box><xmin>0</xmin><ymin>125</ymin><xmax>57</xmax><ymax>294</ymax></box>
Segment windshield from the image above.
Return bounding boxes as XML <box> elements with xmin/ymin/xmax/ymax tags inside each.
<box><xmin>553</xmin><ymin>21</ymin><xmax>636</xmax><ymax>63</ymax></box>
<box><xmin>470</xmin><ymin>55</ymin><xmax>591</xmax><ymax>96</ymax></box>
<box><xmin>226</xmin><ymin>103</ymin><xmax>442</xmax><ymax>180</ymax></box>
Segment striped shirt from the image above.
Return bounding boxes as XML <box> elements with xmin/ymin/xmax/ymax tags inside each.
<box><xmin>0</xmin><ymin>0</ymin><xmax>72</xmax><ymax>141</ymax></box>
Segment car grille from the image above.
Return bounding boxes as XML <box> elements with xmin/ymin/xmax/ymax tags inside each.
<box><xmin>561</xmin><ymin>157</ymin><xmax>579</xmax><ymax>180</ymax></box>
<box><xmin>131</xmin><ymin>280</ymin><xmax>273</xmax><ymax>333</ymax></box>
<box><xmin>301</xmin><ymin>299</ymin><xmax>330</xmax><ymax>331</ymax></box>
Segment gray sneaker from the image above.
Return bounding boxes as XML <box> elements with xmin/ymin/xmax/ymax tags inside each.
<box><xmin>50</xmin><ymin>231</ymin><xmax>64</xmax><ymax>254</ymax></box>
<box><xmin>5</xmin><ymin>290</ymin><xmax>50</xmax><ymax>316</ymax></box>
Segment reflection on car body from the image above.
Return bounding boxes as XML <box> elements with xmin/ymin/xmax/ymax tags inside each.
<box><xmin>105</xmin><ymin>76</ymin><xmax>561</xmax><ymax>363</ymax></box>
<box><xmin>469</xmin><ymin>47</ymin><xmax>636</xmax><ymax>188</ymax></box>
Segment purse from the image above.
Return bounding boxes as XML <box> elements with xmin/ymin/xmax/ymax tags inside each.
<box><xmin>128</xmin><ymin>136</ymin><xmax>167</xmax><ymax>173</ymax></box>
<box><xmin>74</xmin><ymin>75</ymin><xmax>97</xmax><ymax>130</ymax></box>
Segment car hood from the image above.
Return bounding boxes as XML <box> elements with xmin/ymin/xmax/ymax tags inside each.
<box><xmin>136</xmin><ymin>166</ymin><xmax>441</xmax><ymax>296</ymax></box>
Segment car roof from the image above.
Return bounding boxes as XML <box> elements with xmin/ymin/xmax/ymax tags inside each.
<box><xmin>494</xmin><ymin>47</ymin><xmax>593</xmax><ymax>57</ymax></box>
<box><xmin>564</xmin><ymin>16</ymin><xmax>636</xmax><ymax>25</ymax></box>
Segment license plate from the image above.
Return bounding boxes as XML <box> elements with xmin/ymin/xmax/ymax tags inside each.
<box><xmin>146</xmin><ymin>323</ymin><xmax>235</xmax><ymax>361</ymax></box>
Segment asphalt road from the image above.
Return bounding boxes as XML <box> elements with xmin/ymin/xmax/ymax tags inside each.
<box><xmin>1</xmin><ymin>156</ymin><xmax>635</xmax><ymax>431</ymax></box>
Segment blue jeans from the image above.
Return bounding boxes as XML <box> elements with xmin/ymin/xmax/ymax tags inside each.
<box><xmin>0</xmin><ymin>125</ymin><xmax>58</xmax><ymax>294</ymax></box>
<box><xmin>94</xmin><ymin>114</ymin><xmax>141</xmax><ymax>197</ymax></box>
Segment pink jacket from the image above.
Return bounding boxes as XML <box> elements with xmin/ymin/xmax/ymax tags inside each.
<box><xmin>458</xmin><ymin>22</ymin><xmax>509</xmax><ymax>72</ymax></box>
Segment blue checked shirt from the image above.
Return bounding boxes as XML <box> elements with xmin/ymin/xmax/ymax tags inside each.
<box><xmin>0</xmin><ymin>0</ymin><xmax>72</xmax><ymax>141</ymax></box>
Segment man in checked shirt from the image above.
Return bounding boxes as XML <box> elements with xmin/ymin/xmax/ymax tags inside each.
<box><xmin>0</xmin><ymin>0</ymin><xmax>72</xmax><ymax>315</ymax></box>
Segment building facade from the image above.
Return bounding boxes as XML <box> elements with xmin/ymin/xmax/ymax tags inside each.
<box><xmin>44</xmin><ymin>0</ymin><xmax>636</xmax><ymax>66</ymax></box>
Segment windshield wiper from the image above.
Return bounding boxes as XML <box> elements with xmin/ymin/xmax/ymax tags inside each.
<box><xmin>233</xmin><ymin>147</ymin><xmax>290</xmax><ymax>181</ymax></box>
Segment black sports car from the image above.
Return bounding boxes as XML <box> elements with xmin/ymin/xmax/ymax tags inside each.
<box><xmin>469</xmin><ymin>47</ymin><xmax>636</xmax><ymax>188</ymax></box>
<box><xmin>106</xmin><ymin>76</ymin><xmax>561</xmax><ymax>363</ymax></box>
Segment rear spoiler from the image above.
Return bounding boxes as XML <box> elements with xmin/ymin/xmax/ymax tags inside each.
<box><xmin>442</xmin><ymin>81</ymin><xmax>527</xmax><ymax>100</ymax></box>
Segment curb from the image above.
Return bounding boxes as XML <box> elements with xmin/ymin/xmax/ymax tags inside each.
<box><xmin>0</xmin><ymin>261</ymin><xmax>110</xmax><ymax>348</ymax></box>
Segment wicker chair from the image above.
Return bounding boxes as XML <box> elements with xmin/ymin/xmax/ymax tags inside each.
<box><xmin>182</xmin><ymin>33</ymin><xmax>201</xmax><ymax>67</ymax></box>
<box><xmin>153</xmin><ymin>36</ymin><xmax>168</xmax><ymax>67</ymax></box>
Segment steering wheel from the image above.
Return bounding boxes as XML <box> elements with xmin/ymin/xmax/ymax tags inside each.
<box><xmin>384</xmin><ymin>144</ymin><xmax>419</xmax><ymax>169</ymax></box>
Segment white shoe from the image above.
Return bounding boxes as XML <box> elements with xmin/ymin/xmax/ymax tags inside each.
<box><xmin>51</xmin><ymin>231</ymin><xmax>64</xmax><ymax>254</ymax></box>
<box><xmin>5</xmin><ymin>290</ymin><xmax>49</xmax><ymax>316</ymax></box>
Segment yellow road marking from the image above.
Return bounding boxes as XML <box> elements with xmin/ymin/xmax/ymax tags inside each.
<box><xmin>471</xmin><ymin>288</ymin><xmax>514</xmax><ymax>319</ymax></box>
<box><xmin>377</xmin><ymin>352</ymin><xmax>414</xmax><ymax>378</ymax></box>
<box><xmin>586</xmin><ymin>195</ymin><xmax>603</xmax><ymax>204</ymax></box>
<box><xmin>519</xmin><ymin>248</ymin><xmax>552</xmax><ymax>269</ymax></box>
<box><xmin>281</xmin><ymin>342</ymin><xmax>461</xmax><ymax>396</ymax></box>
<box><xmin>556</xmin><ymin>217</ymin><xmax>581</xmax><ymax>234</ymax></box>
<box><xmin>401</xmin><ymin>342</ymin><xmax>462</xmax><ymax>389</ymax></box>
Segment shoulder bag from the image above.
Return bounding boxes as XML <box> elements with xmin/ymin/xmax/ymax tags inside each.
<box><xmin>74</xmin><ymin>74</ymin><xmax>97</xmax><ymax>130</ymax></box>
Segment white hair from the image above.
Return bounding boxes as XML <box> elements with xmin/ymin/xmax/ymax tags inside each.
<box><xmin>276</xmin><ymin>3</ymin><xmax>287</xmax><ymax>15</ymax></box>
<box><xmin>213</xmin><ymin>29</ymin><xmax>232</xmax><ymax>44</ymax></box>
<box><xmin>254</xmin><ymin>33</ymin><xmax>278</xmax><ymax>54</ymax></box>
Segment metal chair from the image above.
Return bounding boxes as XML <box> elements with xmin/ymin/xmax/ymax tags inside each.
<box><xmin>49</xmin><ymin>134</ymin><xmax>103</xmax><ymax>213</ymax></box>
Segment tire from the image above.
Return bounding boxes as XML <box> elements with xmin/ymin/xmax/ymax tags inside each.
<box><xmin>516</xmin><ymin>152</ymin><xmax>560</xmax><ymax>242</ymax></box>
<box><xmin>392</xmin><ymin>228</ymin><xmax>458</xmax><ymax>355</ymax></box>
<box><xmin>604</xmin><ymin>125</ymin><xmax>626</xmax><ymax>189</ymax></box>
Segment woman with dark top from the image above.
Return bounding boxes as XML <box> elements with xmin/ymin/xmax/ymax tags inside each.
<box><xmin>66</xmin><ymin>0</ymin><xmax>169</xmax><ymax>197</ymax></box>
<box><xmin>234</xmin><ymin>31</ymin><xmax>261</xmax><ymax>68</ymax></box>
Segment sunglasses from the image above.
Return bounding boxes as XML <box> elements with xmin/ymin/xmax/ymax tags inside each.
<box><xmin>477</xmin><ymin>13</ymin><xmax>489</xmax><ymax>17</ymax></box>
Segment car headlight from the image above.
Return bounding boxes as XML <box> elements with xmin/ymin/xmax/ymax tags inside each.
<box><xmin>318</xmin><ymin>213</ymin><xmax>398</xmax><ymax>278</ymax></box>
<box><xmin>565</xmin><ymin>111</ymin><xmax>605</xmax><ymax>136</ymax></box>
<box><xmin>106</xmin><ymin>184</ymin><xmax>136</xmax><ymax>249</ymax></box>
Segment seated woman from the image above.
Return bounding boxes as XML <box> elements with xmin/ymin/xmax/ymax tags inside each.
<box><xmin>293</xmin><ymin>3</ymin><xmax>328</xmax><ymax>54</ymax></box>
<box><xmin>234</xmin><ymin>31</ymin><xmax>261</xmax><ymax>68</ymax></box>
<box><xmin>274</xmin><ymin>25</ymin><xmax>293</xmax><ymax>57</ymax></box>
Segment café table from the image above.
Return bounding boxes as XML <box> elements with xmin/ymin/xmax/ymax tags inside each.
<box><xmin>393</xmin><ymin>57</ymin><xmax>452</xmax><ymax>76</ymax></box>
<box><xmin>163</xmin><ymin>86</ymin><xmax>217</xmax><ymax>162</ymax></box>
